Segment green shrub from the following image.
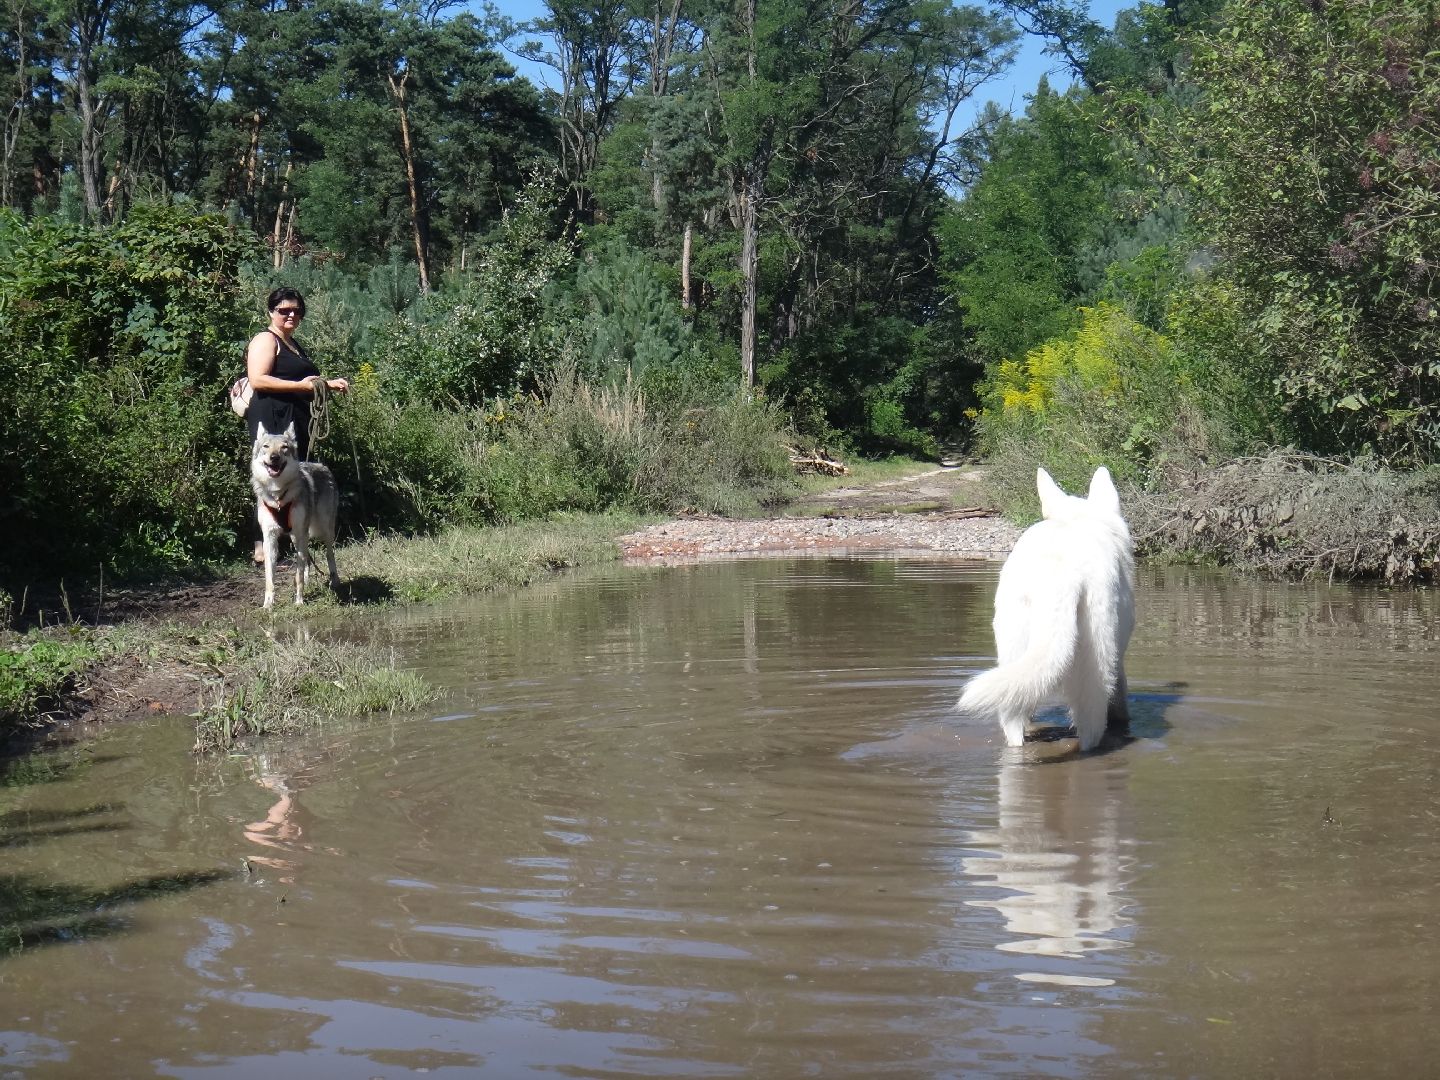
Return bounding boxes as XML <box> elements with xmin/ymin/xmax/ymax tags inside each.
<box><xmin>481</xmin><ymin>369</ymin><xmax>797</xmax><ymax>520</ymax></box>
<box><xmin>323</xmin><ymin>373</ymin><xmax>492</xmax><ymax>535</ymax></box>
<box><xmin>317</xmin><ymin>362</ymin><xmax>796</xmax><ymax>535</ymax></box>
<box><xmin>0</xmin><ymin>635</ymin><xmax>99</xmax><ymax>727</ymax></box>
<box><xmin>373</xmin><ymin>179</ymin><xmax>576</xmax><ymax>406</ymax></box>
<box><xmin>566</xmin><ymin>239</ymin><xmax>694</xmax><ymax>384</ymax></box>
<box><xmin>0</xmin><ymin>206</ymin><xmax>259</xmax><ymax>582</ymax></box>
<box><xmin>975</xmin><ymin>302</ymin><xmax>1190</xmax><ymax>513</ymax></box>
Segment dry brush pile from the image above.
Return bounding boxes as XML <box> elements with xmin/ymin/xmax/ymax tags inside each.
<box><xmin>1126</xmin><ymin>451</ymin><xmax>1440</xmax><ymax>584</ymax></box>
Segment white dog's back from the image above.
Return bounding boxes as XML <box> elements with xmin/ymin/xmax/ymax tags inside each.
<box><xmin>958</xmin><ymin>466</ymin><xmax>1135</xmax><ymax>751</ymax></box>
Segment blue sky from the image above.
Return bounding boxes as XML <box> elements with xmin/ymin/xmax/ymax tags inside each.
<box><xmin>971</xmin><ymin>1</ymin><xmax>1131</xmax><ymax>119</ymax></box>
<box><xmin>483</xmin><ymin>0</ymin><xmax>1133</xmax><ymax>126</ymax></box>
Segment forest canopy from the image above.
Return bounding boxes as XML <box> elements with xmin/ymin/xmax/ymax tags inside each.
<box><xmin>3</xmin><ymin>0</ymin><xmax>1438</xmax><ymax>580</ymax></box>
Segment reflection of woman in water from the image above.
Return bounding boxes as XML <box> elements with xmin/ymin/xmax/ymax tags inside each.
<box><xmin>244</xmin><ymin>755</ymin><xmax>303</xmax><ymax>882</ymax></box>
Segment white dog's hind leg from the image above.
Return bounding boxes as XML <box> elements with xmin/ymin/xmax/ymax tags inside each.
<box><xmin>998</xmin><ymin>709</ymin><xmax>1028</xmax><ymax>747</ymax></box>
<box><xmin>1067</xmin><ymin>677</ymin><xmax>1111</xmax><ymax>752</ymax></box>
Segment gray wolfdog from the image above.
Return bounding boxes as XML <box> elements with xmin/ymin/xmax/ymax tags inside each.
<box><xmin>250</xmin><ymin>422</ymin><xmax>340</xmax><ymax>608</ymax></box>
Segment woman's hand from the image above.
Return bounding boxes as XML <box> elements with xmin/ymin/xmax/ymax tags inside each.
<box><xmin>326</xmin><ymin>377</ymin><xmax>350</xmax><ymax>394</ymax></box>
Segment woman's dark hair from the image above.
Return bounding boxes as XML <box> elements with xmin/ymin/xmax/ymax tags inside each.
<box><xmin>266</xmin><ymin>287</ymin><xmax>306</xmax><ymax>317</ymax></box>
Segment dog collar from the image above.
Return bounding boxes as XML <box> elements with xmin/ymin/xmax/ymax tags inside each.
<box><xmin>262</xmin><ymin>499</ymin><xmax>294</xmax><ymax>531</ymax></box>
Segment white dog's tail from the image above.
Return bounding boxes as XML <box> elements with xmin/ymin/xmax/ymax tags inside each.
<box><xmin>957</xmin><ymin>575</ymin><xmax>1082</xmax><ymax>718</ymax></box>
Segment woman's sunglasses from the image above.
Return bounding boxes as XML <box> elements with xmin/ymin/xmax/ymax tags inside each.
<box><xmin>274</xmin><ymin>307</ymin><xmax>304</xmax><ymax>318</ymax></box>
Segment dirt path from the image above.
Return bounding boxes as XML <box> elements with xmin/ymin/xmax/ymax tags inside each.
<box><xmin>619</xmin><ymin>465</ymin><xmax>1020</xmax><ymax>562</ymax></box>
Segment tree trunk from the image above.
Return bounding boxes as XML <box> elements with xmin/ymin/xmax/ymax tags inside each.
<box><xmin>738</xmin><ymin>175</ymin><xmax>758</xmax><ymax>389</ymax></box>
<box><xmin>282</xmin><ymin>199</ymin><xmax>296</xmax><ymax>256</ymax></box>
<box><xmin>2</xmin><ymin>7</ymin><xmax>28</xmax><ymax>209</ymax></box>
<box><xmin>681</xmin><ymin>221</ymin><xmax>692</xmax><ymax>309</ymax></box>
<box><xmin>271</xmin><ymin>159</ymin><xmax>292</xmax><ymax>269</ymax></box>
<box><xmin>388</xmin><ymin>68</ymin><xmax>430</xmax><ymax>293</ymax></box>
<box><xmin>737</xmin><ymin>0</ymin><xmax>759</xmax><ymax>389</ymax></box>
<box><xmin>243</xmin><ymin>110</ymin><xmax>261</xmax><ymax>196</ymax></box>
<box><xmin>75</xmin><ymin>71</ymin><xmax>104</xmax><ymax>218</ymax></box>
<box><xmin>71</xmin><ymin>0</ymin><xmax>115</xmax><ymax>220</ymax></box>
<box><xmin>648</xmin><ymin>0</ymin><xmax>682</xmax><ymax>212</ymax></box>
<box><xmin>101</xmin><ymin>155</ymin><xmax>122</xmax><ymax>218</ymax></box>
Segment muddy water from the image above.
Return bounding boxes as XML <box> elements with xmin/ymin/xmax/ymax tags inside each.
<box><xmin>2</xmin><ymin>559</ymin><xmax>1438</xmax><ymax>1078</ymax></box>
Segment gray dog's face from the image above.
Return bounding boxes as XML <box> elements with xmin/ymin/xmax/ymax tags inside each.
<box><xmin>252</xmin><ymin>424</ymin><xmax>298</xmax><ymax>479</ymax></box>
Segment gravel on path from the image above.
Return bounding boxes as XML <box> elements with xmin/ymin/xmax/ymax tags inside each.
<box><xmin>618</xmin><ymin>511</ymin><xmax>1021</xmax><ymax>563</ymax></box>
<box><xmin>619</xmin><ymin>463</ymin><xmax>1022</xmax><ymax>563</ymax></box>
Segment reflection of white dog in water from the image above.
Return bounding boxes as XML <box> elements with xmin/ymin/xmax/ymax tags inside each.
<box><xmin>963</xmin><ymin>756</ymin><xmax>1130</xmax><ymax>980</ymax></box>
<box><xmin>959</xmin><ymin>466</ymin><xmax>1135</xmax><ymax>751</ymax></box>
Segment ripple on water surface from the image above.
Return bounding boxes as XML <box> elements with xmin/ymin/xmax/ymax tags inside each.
<box><xmin>1</xmin><ymin>560</ymin><xmax>1438</xmax><ymax>1077</ymax></box>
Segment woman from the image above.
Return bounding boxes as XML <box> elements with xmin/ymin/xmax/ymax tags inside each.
<box><xmin>245</xmin><ymin>287</ymin><xmax>349</xmax><ymax>562</ymax></box>
<box><xmin>245</xmin><ymin>287</ymin><xmax>349</xmax><ymax>460</ymax></box>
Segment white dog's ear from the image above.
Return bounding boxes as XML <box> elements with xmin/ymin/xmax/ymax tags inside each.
<box><xmin>283</xmin><ymin>422</ymin><xmax>297</xmax><ymax>442</ymax></box>
<box><xmin>1087</xmin><ymin>465</ymin><xmax>1121</xmax><ymax>513</ymax></box>
<box><xmin>1036</xmin><ymin>467</ymin><xmax>1067</xmax><ymax>519</ymax></box>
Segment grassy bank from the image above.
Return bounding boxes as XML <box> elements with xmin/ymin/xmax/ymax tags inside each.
<box><xmin>3</xmin><ymin>511</ymin><xmax>652</xmax><ymax>757</ymax></box>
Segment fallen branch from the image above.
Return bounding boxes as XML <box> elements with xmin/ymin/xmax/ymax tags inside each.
<box><xmin>788</xmin><ymin>449</ymin><xmax>849</xmax><ymax>476</ymax></box>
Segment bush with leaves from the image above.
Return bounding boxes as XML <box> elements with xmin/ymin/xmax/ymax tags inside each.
<box><xmin>478</xmin><ymin>367</ymin><xmax>797</xmax><ymax>522</ymax></box>
<box><xmin>976</xmin><ymin>303</ymin><xmax>1187</xmax><ymax>512</ymax></box>
<box><xmin>373</xmin><ymin>179</ymin><xmax>576</xmax><ymax>406</ymax></box>
<box><xmin>0</xmin><ymin>206</ymin><xmax>260</xmax><ymax>582</ymax></box>
<box><xmin>565</xmin><ymin>239</ymin><xmax>694</xmax><ymax>384</ymax></box>
<box><xmin>1157</xmin><ymin>0</ymin><xmax>1440</xmax><ymax>462</ymax></box>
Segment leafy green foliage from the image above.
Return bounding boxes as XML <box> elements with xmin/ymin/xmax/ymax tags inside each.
<box><xmin>564</xmin><ymin>239</ymin><xmax>694</xmax><ymax>383</ymax></box>
<box><xmin>976</xmin><ymin>303</ymin><xmax>1186</xmax><ymax>503</ymax></box>
<box><xmin>325</xmin><ymin>377</ymin><xmax>493</xmax><ymax>534</ymax></box>
<box><xmin>1157</xmin><ymin>0</ymin><xmax>1440</xmax><ymax>462</ymax></box>
<box><xmin>0</xmin><ymin>206</ymin><xmax>260</xmax><ymax>581</ymax></box>
<box><xmin>373</xmin><ymin>179</ymin><xmax>576</xmax><ymax>405</ymax></box>
<box><xmin>337</xmin><ymin>364</ymin><xmax>796</xmax><ymax>527</ymax></box>
<box><xmin>0</xmin><ymin>634</ymin><xmax>98</xmax><ymax>726</ymax></box>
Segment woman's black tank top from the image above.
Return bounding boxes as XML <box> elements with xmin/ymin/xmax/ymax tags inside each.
<box><xmin>246</xmin><ymin>331</ymin><xmax>322</xmax><ymax>458</ymax></box>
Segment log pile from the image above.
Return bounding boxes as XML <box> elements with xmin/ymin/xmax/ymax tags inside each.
<box><xmin>788</xmin><ymin>449</ymin><xmax>849</xmax><ymax>476</ymax></box>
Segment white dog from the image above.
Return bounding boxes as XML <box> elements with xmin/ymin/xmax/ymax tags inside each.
<box><xmin>958</xmin><ymin>466</ymin><xmax>1135</xmax><ymax>751</ymax></box>
<box><xmin>250</xmin><ymin>422</ymin><xmax>340</xmax><ymax>608</ymax></box>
